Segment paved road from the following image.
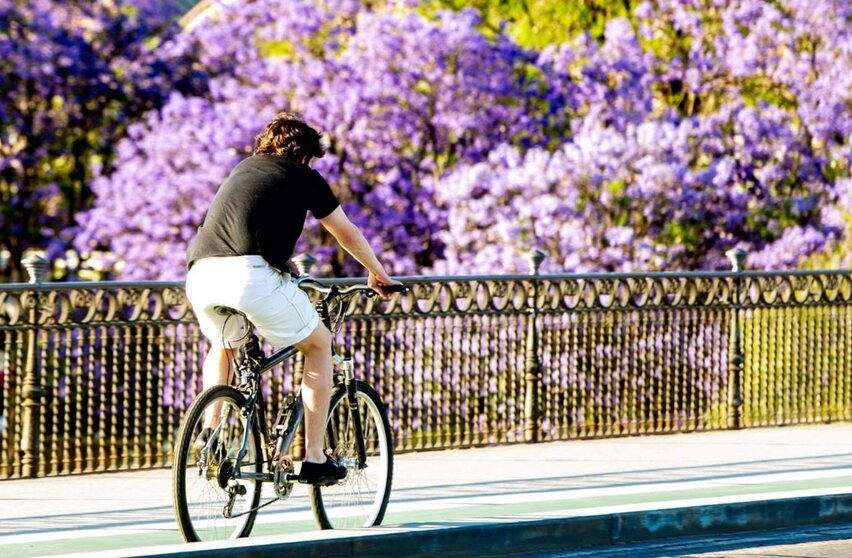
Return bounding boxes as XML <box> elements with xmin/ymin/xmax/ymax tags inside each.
<box><xmin>2</xmin><ymin>424</ymin><xmax>851</xmax><ymax>557</ymax></box>
<box><xmin>512</xmin><ymin>523</ymin><xmax>852</xmax><ymax>557</ymax></box>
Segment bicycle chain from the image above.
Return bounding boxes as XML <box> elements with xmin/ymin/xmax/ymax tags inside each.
<box><xmin>226</xmin><ymin>496</ymin><xmax>281</xmax><ymax>519</ymax></box>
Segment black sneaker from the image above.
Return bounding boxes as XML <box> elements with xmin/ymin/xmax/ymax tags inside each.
<box><xmin>298</xmin><ymin>457</ymin><xmax>348</xmax><ymax>486</ymax></box>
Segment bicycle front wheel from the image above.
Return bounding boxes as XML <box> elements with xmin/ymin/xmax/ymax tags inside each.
<box><xmin>172</xmin><ymin>385</ymin><xmax>262</xmax><ymax>542</ymax></box>
<box><xmin>310</xmin><ymin>381</ymin><xmax>393</xmax><ymax>529</ymax></box>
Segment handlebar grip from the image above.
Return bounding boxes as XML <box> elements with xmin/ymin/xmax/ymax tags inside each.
<box><xmin>365</xmin><ymin>284</ymin><xmax>408</xmax><ymax>297</ymax></box>
<box><xmin>380</xmin><ymin>284</ymin><xmax>408</xmax><ymax>294</ymax></box>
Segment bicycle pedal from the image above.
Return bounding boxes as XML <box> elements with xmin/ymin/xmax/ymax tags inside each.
<box><xmin>284</xmin><ymin>472</ymin><xmax>301</xmax><ymax>483</ymax></box>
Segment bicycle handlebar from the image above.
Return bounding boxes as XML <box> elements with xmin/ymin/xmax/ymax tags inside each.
<box><xmin>296</xmin><ymin>278</ymin><xmax>407</xmax><ymax>298</ymax></box>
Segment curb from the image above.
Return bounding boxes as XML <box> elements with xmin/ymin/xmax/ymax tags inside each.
<box><xmin>57</xmin><ymin>493</ymin><xmax>852</xmax><ymax>558</ymax></box>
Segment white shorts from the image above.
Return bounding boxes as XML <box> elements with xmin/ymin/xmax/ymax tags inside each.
<box><xmin>185</xmin><ymin>255</ymin><xmax>319</xmax><ymax>348</ymax></box>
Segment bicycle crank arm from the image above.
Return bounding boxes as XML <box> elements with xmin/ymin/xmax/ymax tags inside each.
<box><xmin>234</xmin><ymin>471</ymin><xmax>274</xmax><ymax>482</ymax></box>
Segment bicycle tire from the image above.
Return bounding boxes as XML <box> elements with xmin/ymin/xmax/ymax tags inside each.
<box><xmin>309</xmin><ymin>381</ymin><xmax>393</xmax><ymax>529</ymax></box>
<box><xmin>172</xmin><ymin>385</ymin><xmax>262</xmax><ymax>542</ymax></box>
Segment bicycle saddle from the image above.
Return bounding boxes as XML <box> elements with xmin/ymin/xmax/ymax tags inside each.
<box><xmin>213</xmin><ymin>305</ymin><xmax>248</xmax><ymax>319</ymax></box>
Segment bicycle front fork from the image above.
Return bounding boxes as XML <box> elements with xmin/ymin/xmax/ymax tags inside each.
<box><xmin>333</xmin><ymin>355</ymin><xmax>368</xmax><ymax>467</ymax></box>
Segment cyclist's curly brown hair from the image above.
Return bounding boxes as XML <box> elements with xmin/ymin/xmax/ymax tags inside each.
<box><xmin>253</xmin><ymin>113</ymin><xmax>325</xmax><ymax>161</ymax></box>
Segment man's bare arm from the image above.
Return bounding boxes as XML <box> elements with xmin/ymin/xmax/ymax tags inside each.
<box><xmin>319</xmin><ymin>206</ymin><xmax>400</xmax><ymax>294</ymax></box>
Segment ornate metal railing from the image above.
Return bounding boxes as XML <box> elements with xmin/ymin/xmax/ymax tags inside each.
<box><xmin>1</xmin><ymin>255</ymin><xmax>850</xmax><ymax>478</ymax></box>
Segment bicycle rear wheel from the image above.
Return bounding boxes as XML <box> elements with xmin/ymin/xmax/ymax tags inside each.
<box><xmin>172</xmin><ymin>385</ymin><xmax>262</xmax><ymax>542</ymax></box>
<box><xmin>310</xmin><ymin>381</ymin><xmax>393</xmax><ymax>529</ymax></box>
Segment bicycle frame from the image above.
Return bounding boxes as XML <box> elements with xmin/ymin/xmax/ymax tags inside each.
<box><xmin>223</xmin><ymin>339</ymin><xmax>299</xmax><ymax>482</ymax></box>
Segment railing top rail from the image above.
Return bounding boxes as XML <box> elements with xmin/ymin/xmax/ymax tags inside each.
<box><xmin>0</xmin><ymin>268</ymin><xmax>849</xmax><ymax>292</ymax></box>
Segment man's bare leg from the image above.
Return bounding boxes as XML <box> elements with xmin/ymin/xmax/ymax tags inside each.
<box><xmin>295</xmin><ymin>323</ymin><xmax>334</xmax><ymax>463</ymax></box>
<box><xmin>202</xmin><ymin>346</ymin><xmax>238</xmax><ymax>428</ymax></box>
<box><xmin>203</xmin><ymin>346</ymin><xmax>237</xmax><ymax>388</ymax></box>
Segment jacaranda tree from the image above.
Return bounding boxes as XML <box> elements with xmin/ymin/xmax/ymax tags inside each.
<box><xmin>76</xmin><ymin>0</ymin><xmax>851</xmax><ymax>279</ymax></box>
<box><xmin>0</xmin><ymin>0</ymin><xmax>202</xmax><ymax>281</ymax></box>
<box><xmin>436</xmin><ymin>0</ymin><xmax>851</xmax><ymax>273</ymax></box>
<box><xmin>76</xmin><ymin>0</ymin><xmax>548</xmax><ymax>279</ymax></box>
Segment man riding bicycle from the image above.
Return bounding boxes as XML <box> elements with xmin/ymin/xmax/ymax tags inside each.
<box><xmin>185</xmin><ymin>113</ymin><xmax>400</xmax><ymax>485</ymax></box>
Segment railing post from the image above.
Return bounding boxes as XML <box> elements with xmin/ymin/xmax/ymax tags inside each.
<box><xmin>21</xmin><ymin>255</ymin><xmax>48</xmax><ymax>477</ymax></box>
<box><xmin>291</xmin><ymin>253</ymin><xmax>316</xmax><ymax>277</ymax></box>
<box><xmin>726</xmin><ymin>248</ymin><xmax>746</xmax><ymax>430</ymax></box>
<box><xmin>524</xmin><ymin>250</ymin><xmax>546</xmax><ymax>443</ymax></box>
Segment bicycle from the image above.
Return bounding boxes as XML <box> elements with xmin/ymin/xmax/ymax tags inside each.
<box><xmin>172</xmin><ymin>277</ymin><xmax>405</xmax><ymax>542</ymax></box>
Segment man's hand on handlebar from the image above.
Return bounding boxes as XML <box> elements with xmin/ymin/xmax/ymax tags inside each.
<box><xmin>368</xmin><ymin>272</ymin><xmax>404</xmax><ymax>298</ymax></box>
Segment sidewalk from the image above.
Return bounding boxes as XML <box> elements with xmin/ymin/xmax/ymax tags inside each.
<box><xmin>1</xmin><ymin>424</ymin><xmax>851</xmax><ymax>557</ymax></box>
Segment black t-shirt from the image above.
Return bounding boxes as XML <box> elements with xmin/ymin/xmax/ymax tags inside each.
<box><xmin>186</xmin><ymin>155</ymin><xmax>339</xmax><ymax>273</ymax></box>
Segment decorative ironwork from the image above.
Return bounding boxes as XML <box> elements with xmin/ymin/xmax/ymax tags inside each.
<box><xmin>0</xmin><ymin>283</ymin><xmax>194</xmax><ymax>328</ymax></box>
<box><xmin>0</xmin><ymin>268</ymin><xmax>849</xmax><ymax>478</ymax></box>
